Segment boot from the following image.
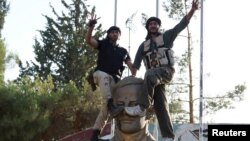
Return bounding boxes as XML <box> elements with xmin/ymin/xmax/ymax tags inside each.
<box><xmin>91</xmin><ymin>129</ymin><xmax>100</xmax><ymax>141</ymax></box>
<box><xmin>107</xmin><ymin>98</ymin><xmax>123</xmax><ymax>117</ymax></box>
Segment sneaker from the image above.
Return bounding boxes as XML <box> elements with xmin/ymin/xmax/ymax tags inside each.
<box><xmin>162</xmin><ymin>137</ymin><xmax>174</xmax><ymax>141</ymax></box>
<box><xmin>124</xmin><ymin>105</ymin><xmax>146</xmax><ymax>116</ymax></box>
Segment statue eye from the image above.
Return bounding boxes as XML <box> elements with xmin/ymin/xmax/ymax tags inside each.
<box><xmin>128</xmin><ymin>101</ymin><xmax>137</xmax><ymax>107</ymax></box>
<box><xmin>116</xmin><ymin>101</ymin><xmax>125</xmax><ymax>106</ymax></box>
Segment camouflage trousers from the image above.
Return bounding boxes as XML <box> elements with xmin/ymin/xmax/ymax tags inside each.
<box><xmin>93</xmin><ymin>70</ymin><xmax>116</xmax><ymax>130</ymax></box>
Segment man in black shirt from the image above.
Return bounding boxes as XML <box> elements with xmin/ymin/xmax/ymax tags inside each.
<box><xmin>85</xmin><ymin>14</ymin><xmax>134</xmax><ymax>141</ymax></box>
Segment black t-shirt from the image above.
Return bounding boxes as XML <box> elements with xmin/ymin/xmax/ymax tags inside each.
<box><xmin>95</xmin><ymin>39</ymin><xmax>130</xmax><ymax>77</ymax></box>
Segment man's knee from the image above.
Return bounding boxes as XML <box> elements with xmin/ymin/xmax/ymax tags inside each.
<box><xmin>145</xmin><ymin>71</ymin><xmax>158</xmax><ymax>85</ymax></box>
<box><xmin>145</xmin><ymin>75</ymin><xmax>156</xmax><ymax>84</ymax></box>
<box><xmin>94</xmin><ymin>70</ymin><xmax>109</xmax><ymax>78</ymax></box>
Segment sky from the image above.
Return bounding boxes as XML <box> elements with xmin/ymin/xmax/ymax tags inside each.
<box><xmin>2</xmin><ymin>0</ymin><xmax>250</xmax><ymax>123</ymax></box>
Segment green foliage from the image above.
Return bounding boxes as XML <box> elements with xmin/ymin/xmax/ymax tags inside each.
<box><xmin>169</xmin><ymin>43</ymin><xmax>247</xmax><ymax>122</ymax></box>
<box><xmin>0</xmin><ymin>0</ymin><xmax>9</xmax><ymax>85</ymax></box>
<box><xmin>2</xmin><ymin>0</ymin><xmax>105</xmax><ymax>140</ymax></box>
<box><xmin>0</xmin><ymin>39</ymin><xmax>5</xmax><ymax>84</ymax></box>
<box><xmin>2</xmin><ymin>0</ymin><xmax>105</xmax><ymax>139</ymax></box>
<box><xmin>204</xmin><ymin>84</ymin><xmax>246</xmax><ymax>115</ymax></box>
<box><xmin>163</xmin><ymin>0</ymin><xmax>185</xmax><ymax>20</ymax></box>
<box><xmin>169</xmin><ymin>99</ymin><xmax>189</xmax><ymax>124</ymax></box>
<box><xmin>1</xmin><ymin>46</ymin><xmax>20</xmax><ymax>86</ymax></box>
<box><xmin>34</xmin><ymin>78</ymin><xmax>102</xmax><ymax>140</ymax></box>
<box><xmin>18</xmin><ymin>0</ymin><xmax>105</xmax><ymax>88</ymax></box>
<box><xmin>1</xmin><ymin>0</ymin><xmax>19</xmax><ymax>86</ymax></box>
<box><xmin>0</xmin><ymin>0</ymin><xmax>9</xmax><ymax>35</ymax></box>
<box><xmin>162</xmin><ymin>0</ymin><xmax>247</xmax><ymax>123</ymax></box>
<box><xmin>1</xmin><ymin>74</ymin><xmax>102</xmax><ymax>140</ymax></box>
<box><xmin>0</xmin><ymin>81</ymin><xmax>53</xmax><ymax>141</ymax></box>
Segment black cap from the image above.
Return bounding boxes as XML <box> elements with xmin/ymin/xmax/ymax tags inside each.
<box><xmin>145</xmin><ymin>17</ymin><xmax>161</xmax><ymax>30</ymax></box>
<box><xmin>107</xmin><ymin>26</ymin><xmax>121</xmax><ymax>34</ymax></box>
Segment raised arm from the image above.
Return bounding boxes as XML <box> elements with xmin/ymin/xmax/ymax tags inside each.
<box><xmin>186</xmin><ymin>0</ymin><xmax>199</xmax><ymax>21</ymax></box>
<box><xmin>85</xmin><ymin>14</ymin><xmax>99</xmax><ymax>48</ymax></box>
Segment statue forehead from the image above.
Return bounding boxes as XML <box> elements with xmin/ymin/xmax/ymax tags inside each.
<box><xmin>113</xmin><ymin>84</ymin><xmax>141</xmax><ymax>101</ymax></box>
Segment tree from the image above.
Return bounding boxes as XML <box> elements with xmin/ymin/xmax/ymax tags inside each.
<box><xmin>1</xmin><ymin>1</ymin><xmax>104</xmax><ymax>140</ymax></box>
<box><xmin>0</xmin><ymin>39</ymin><xmax>5</xmax><ymax>84</ymax></box>
<box><xmin>18</xmin><ymin>0</ymin><xmax>105</xmax><ymax>88</ymax></box>
<box><xmin>0</xmin><ymin>76</ymin><xmax>53</xmax><ymax>141</ymax></box>
<box><xmin>0</xmin><ymin>0</ymin><xmax>9</xmax><ymax>84</ymax></box>
<box><xmin>162</xmin><ymin>0</ymin><xmax>246</xmax><ymax>123</ymax></box>
<box><xmin>0</xmin><ymin>0</ymin><xmax>9</xmax><ymax>35</ymax></box>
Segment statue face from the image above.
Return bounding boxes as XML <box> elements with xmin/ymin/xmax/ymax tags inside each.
<box><xmin>113</xmin><ymin>84</ymin><xmax>147</xmax><ymax>134</ymax></box>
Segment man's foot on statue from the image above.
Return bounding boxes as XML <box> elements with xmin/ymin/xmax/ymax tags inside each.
<box><xmin>162</xmin><ymin>137</ymin><xmax>174</xmax><ymax>141</ymax></box>
<box><xmin>107</xmin><ymin>98</ymin><xmax>124</xmax><ymax>117</ymax></box>
<box><xmin>124</xmin><ymin>105</ymin><xmax>146</xmax><ymax>117</ymax></box>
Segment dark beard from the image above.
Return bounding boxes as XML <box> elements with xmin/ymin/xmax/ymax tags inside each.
<box><xmin>149</xmin><ymin>31</ymin><xmax>161</xmax><ymax>36</ymax></box>
<box><xmin>145</xmin><ymin>30</ymin><xmax>161</xmax><ymax>40</ymax></box>
<box><xmin>150</xmin><ymin>31</ymin><xmax>157</xmax><ymax>35</ymax></box>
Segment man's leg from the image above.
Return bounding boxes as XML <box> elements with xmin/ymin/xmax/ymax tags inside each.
<box><xmin>125</xmin><ymin>68</ymin><xmax>165</xmax><ymax>116</ymax></box>
<box><xmin>125</xmin><ymin>67</ymin><xmax>174</xmax><ymax>117</ymax></box>
<box><xmin>91</xmin><ymin>103</ymin><xmax>108</xmax><ymax>141</ymax></box>
<box><xmin>154</xmin><ymin>84</ymin><xmax>175</xmax><ymax>139</ymax></box>
<box><xmin>91</xmin><ymin>71</ymin><xmax>114</xmax><ymax>141</ymax></box>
